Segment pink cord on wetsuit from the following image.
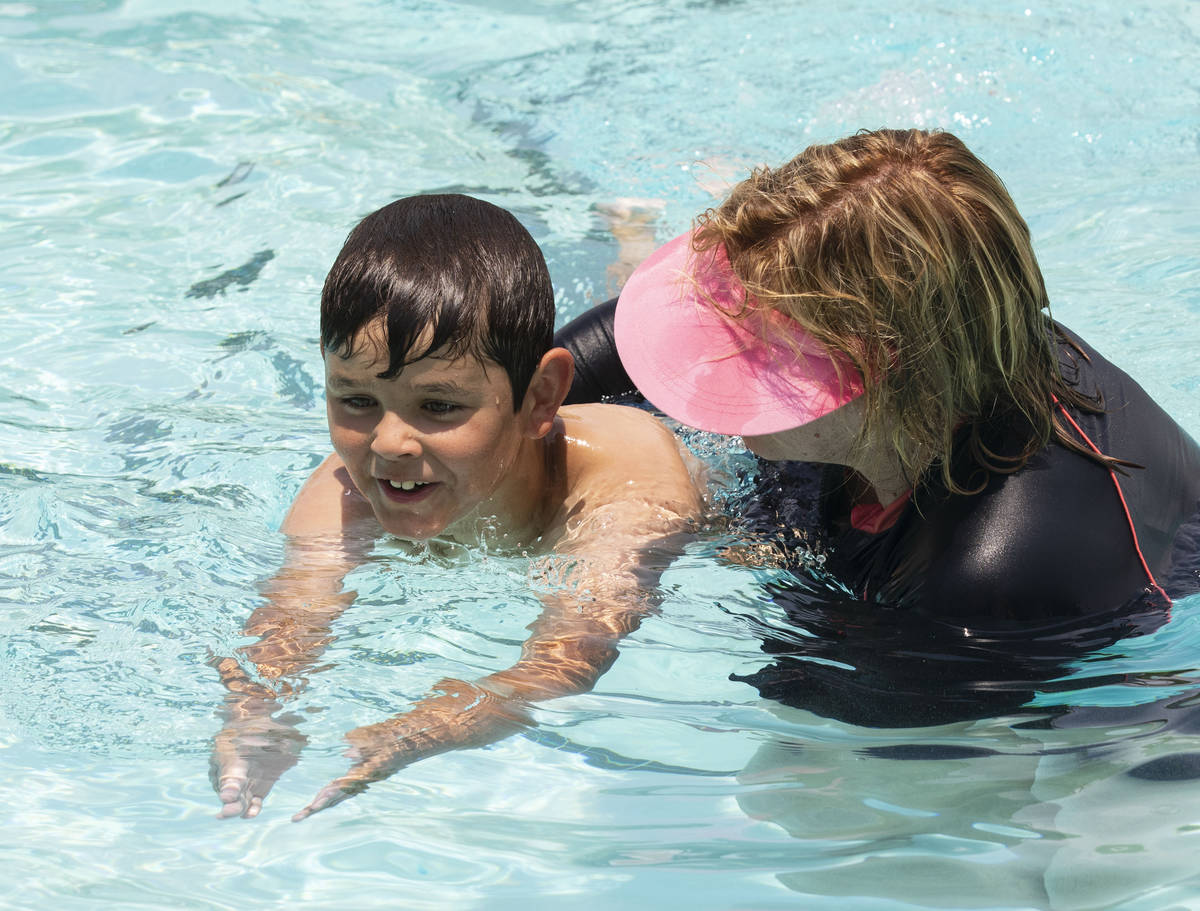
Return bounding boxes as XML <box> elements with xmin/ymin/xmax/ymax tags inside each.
<box><xmin>1054</xmin><ymin>397</ymin><xmax>1170</xmax><ymax>603</ymax></box>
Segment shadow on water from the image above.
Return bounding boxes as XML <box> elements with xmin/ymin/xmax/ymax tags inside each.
<box><xmin>731</xmin><ymin>578</ymin><xmax>1179</xmax><ymax>728</ymax></box>
<box><xmin>726</xmin><ymin>579</ymin><xmax>1200</xmax><ymax>906</ymax></box>
<box><xmin>185</xmin><ymin>249</ymin><xmax>274</xmax><ymax>300</ymax></box>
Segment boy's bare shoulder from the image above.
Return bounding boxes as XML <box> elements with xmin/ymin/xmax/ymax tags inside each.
<box><xmin>281</xmin><ymin>453</ymin><xmax>376</xmax><ymax>537</ymax></box>
<box><xmin>558</xmin><ymin>400</ymin><xmax>675</xmax><ymax>438</ymax></box>
<box><xmin>558</xmin><ymin>401</ymin><xmax>684</xmax><ymax>454</ymax></box>
<box><xmin>555</xmin><ymin>403</ymin><xmax>705</xmax><ymax>518</ymax></box>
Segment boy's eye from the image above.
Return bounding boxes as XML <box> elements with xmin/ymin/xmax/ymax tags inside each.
<box><xmin>340</xmin><ymin>395</ymin><xmax>376</xmax><ymax>410</ymax></box>
<box><xmin>422</xmin><ymin>401</ymin><xmax>460</xmax><ymax>416</ymax></box>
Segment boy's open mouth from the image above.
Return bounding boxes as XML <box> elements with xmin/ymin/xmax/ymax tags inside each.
<box><xmin>379</xmin><ymin>479</ymin><xmax>438</xmax><ymax>501</ymax></box>
<box><xmin>389</xmin><ymin>480</ymin><xmax>427</xmax><ymax>491</ymax></box>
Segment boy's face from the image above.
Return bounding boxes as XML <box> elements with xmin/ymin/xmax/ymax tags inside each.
<box><xmin>324</xmin><ymin>323</ymin><xmax>532</xmax><ymax>542</ymax></box>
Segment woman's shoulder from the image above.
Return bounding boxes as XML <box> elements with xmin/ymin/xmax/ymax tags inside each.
<box><xmin>858</xmin><ymin>440</ymin><xmax>1160</xmax><ymax>620</ymax></box>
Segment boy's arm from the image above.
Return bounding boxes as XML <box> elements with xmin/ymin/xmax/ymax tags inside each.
<box><xmin>211</xmin><ymin>455</ymin><xmax>378</xmax><ymax>818</ymax></box>
<box><xmin>293</xmin><ymin>510</ymin><xmax>698</xmax><ymax>821</ymax></box>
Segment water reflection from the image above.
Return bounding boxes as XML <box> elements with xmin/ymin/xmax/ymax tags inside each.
<box><xmin>724</xmin><ymin>550</ymin><xmax>1200</xmax><ymax>906</ymax></box>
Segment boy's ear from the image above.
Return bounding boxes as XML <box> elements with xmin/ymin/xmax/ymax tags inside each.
<box><xmin>520</xmin><ymin>347</ymin><xmax>574</xmax><ymax>439</ymax></box>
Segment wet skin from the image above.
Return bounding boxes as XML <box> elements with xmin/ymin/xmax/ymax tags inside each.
<box><xmin>324</xmin><ymin>332</ymin><xmax>548</xmax><ymax>545</ymax></box>
<box><xmin>210</xmin><ymin>328</ymin><xmax>706</xmax><ymax>820</ymax></box>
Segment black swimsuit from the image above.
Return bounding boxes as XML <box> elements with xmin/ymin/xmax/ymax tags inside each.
<box><xmin>556</xmin><ymin>298</ymin><xmax>639</xmax><ymax>406</ymax></box>
<box><xmin>555</xmin><ymin>301</ymin><xmax>1200</xmax><ymax>724</ymax></box>
<box><xmin>823</xmin><ymin>325</ymin><xmax>1200</xmax><ymax>616</ymax></box>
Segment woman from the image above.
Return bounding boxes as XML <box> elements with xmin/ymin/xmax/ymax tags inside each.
<box><xmin>558</xmin><ymin>128</ymin><xmax>1200</xmax><ymax>656</ymax></box>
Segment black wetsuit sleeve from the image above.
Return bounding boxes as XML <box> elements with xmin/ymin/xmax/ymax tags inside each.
<box><xmin>553</xmin><ymin>298</ymin><xmax>640</xmax><ymax>405</ymax></box>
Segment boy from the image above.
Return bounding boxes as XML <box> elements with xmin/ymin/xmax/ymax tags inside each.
<box><xmin>210</xmin><ymin>194</ymin><xmax>705</xmax><ymax>821</ymax></box>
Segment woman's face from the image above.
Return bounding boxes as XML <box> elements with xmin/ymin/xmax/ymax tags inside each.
<box><xmin>740</xmin><ymin>398</ymin><xmax>864</xmax><ymax>464</ymax></box>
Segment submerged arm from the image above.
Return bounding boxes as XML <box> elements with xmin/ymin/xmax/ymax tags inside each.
<box><xmin>210</xmin><ymin>535</ymin><xmax>370</xmax><ymax>818</ymax></box>
<box><xmin>294</xmin><ymin>526</ymin><xmax>693</xmax><ymax>820</ymax></box>
<box><xmin>211</xmin><ymin>456</ymin><xmax>377</xmax><ymax>818</ymax></box>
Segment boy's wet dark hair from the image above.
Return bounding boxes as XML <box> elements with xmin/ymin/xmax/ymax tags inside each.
<box><xmin>321</xmin><ymin>194</ymin><xmax>554</xmax><ymax>408</ymax></box>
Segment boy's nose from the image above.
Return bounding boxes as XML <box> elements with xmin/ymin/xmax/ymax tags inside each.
<box><xmin>371</xmin><ymin>412</ymin><xmax>422</xmax><ymax>459</ymax></box>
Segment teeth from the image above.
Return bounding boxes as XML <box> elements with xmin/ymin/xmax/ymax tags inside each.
<box><xmin>388</xmin><ymin>480</ymin><xmax>427</xmax><ymax>491</ymax></box>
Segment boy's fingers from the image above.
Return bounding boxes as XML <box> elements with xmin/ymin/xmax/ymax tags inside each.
<box><xmin>216</xmin><ymin>770</ymin><xmax>263</xmax><ymax>819</ymax></box>
<box><xmin>218</xmin><ymin>796</ymin><xmax>248</xmax><ymax>818</ymax></box>
<box><xmin>213</xmin><ymin>750</ymin><xmax>272</xmax><ymax>818</ymax></box>
<box><xmin>292</xmin><ymin>781</ymin><xmax>355</xmax><ymax>822</ymax></box>
<box><xmin>217</xmin><ymin>777</ymin><xmax>244</xmax><ymax>805</ymax></box>
<box><xmin>212</xmin><ymin>747</ymin><xmax>250</xmax><ymax>817</ymax></box>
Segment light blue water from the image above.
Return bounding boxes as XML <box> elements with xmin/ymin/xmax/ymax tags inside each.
<box><xmin>2</xmin><ymin>1</ymin><xmax>1199</xmax><ymax>909</ymax></box>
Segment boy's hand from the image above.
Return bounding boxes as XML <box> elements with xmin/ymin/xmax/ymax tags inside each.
<box><xmin>292</xmin><ymin>678</ymin><xmax>530</xmax><ymax>821</ymax></box>
<box><xmin>208</xmin><ymin>513</ymin><xmax>374</xmax><ymax>820</ymax></box>
<box><xmin>291</xmin><ymin>719</ymin><xmax>399</xmax><ymax>821</ymax></box>
<box><xmin>289</xmin><ymin>728</ymin><xmax>382</xmax><ymax>821</ymax></box>
<box><xmin>211</xmin><ymin>710</ymin><xmax>307</xmax><ymax>818</ymax></box>
<box><xmin>209</xmin><ymin>655</ymin><xmax>310</xmax><ymax>819</ymax></box>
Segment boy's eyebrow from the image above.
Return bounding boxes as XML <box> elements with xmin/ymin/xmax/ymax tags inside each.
<box><xmin>325</xmin><ymin>374</ymin><xmax>475</xmax><ymax>396</ymax></box>
<box><xmin>325</xmin><ymin>374</ymin><xmax>365</xmax><ymax>390</ymax></box>
<box><xmin>410</xmin><ymin>379</ymin><xmax>473</xmax><ymax>396</ymax></box>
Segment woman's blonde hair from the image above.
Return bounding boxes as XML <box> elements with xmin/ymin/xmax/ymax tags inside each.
<box><xmin>695</xmin><ymin>127</ymin><xmax>1111</xmax><ymax>494</ymax></box>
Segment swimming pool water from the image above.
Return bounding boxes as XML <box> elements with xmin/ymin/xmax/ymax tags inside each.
<box><xmin>2</xmin><ymin>1</ymin><xmax>1200</xmax><ymax>909</ymax></box>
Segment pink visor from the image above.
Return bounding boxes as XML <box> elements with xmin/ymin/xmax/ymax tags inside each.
<box><xmin>614</xmin><ymin>231</ymin><xmax>863</xmax><ymax>437</ymax></box>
